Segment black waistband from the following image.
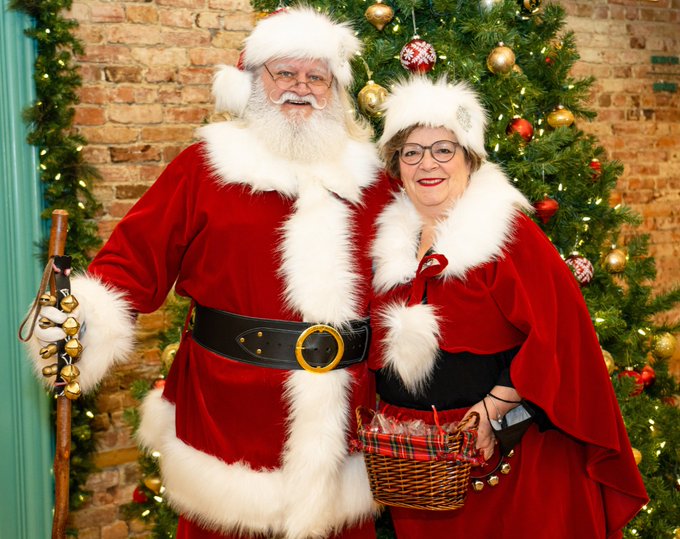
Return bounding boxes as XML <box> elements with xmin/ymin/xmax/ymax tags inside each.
<box><xmin>191</xmin><ymin>304</ymin><xmax>370</xmax><ymax>372</ymax></box>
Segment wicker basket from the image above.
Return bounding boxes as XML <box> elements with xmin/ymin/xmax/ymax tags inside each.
<box><xmin>355</xmin><ymin>407</ymin><xmax>479</xmax><ymax>511</ymax></box>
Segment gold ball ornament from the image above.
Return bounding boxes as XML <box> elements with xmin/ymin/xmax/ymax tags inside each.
<box><xmin>601</xmin><ymin>348</ymin><xmax>616</xmax><ymax>375</ymax></box>
<box><xmin>487</xmin><ymin>43</ymin><xmax>516</xmax><ymax>75</ymax></box>
<box><xmin>652</xmin><ymin>332</ymin><xmax>677</xmax><ymax>360</ymax></box>
<box><xmin>358</xmin><ymin>80</ymin><xmax>388</xmax><ymax>117</ymax></box>
<box><xmin>161</xmin><ymin>342</ymin><xmax>180</xmax><ymax>370</ymax></box>
<box><xmin>64</xmin><ymin>380</ymin><xmax>82</xmax><ymax>400</ymax></box>
<box><xmin>143</xmin><ymin>475</ymin><xmax>163</xmax><ymax>495</ymax></box>
<box><xmin>631</xmin><ymin>447</ymin><xmax>642</xmax><ymax>466</ymax></box>
<box><xmin>365</xmin><ymin>1</ymin><xmax>394</xmax><ymax>31</ymax></box>
<box><xmin>603</xmin><ymin>249</ymin><xmax>627</xmax><ymax>274</ymax></box>
<box><xmin>547</xmin><ymin>105</ymin><xmax>575</xmax><ymax>128</ymax></box>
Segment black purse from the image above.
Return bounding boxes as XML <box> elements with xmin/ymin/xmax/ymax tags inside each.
<box><xmin>486</xmin><ymin>399</ymin><xmax>536</xmax><ymax>455</ymax></box>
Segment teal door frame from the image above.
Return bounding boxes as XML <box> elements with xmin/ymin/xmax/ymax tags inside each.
<box><xmin>1</xmin><ymin>3</ymin><xmax>54</xmax><ymax>538</ymax></box>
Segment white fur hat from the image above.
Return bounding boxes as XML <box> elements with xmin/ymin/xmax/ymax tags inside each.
<box><xmin>379</xmin><ymin>77</ymin><xmax>488</xmax><ymax>159</ymax></box>
<box><xmin>212</xmin><ymin>7</ymin><xmax>361</xmax><ymax>117</ymax></box>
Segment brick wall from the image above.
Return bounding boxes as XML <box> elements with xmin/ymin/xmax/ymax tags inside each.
<box><xmin>62</xmin><ymin>1</ymin><xmax>679</xmax><ymax>536</ymax></box>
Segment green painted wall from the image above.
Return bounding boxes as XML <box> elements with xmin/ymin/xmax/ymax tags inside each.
<box><xmin>0</xmin><ymin>3</ymin><xmax>54</xmax><ymax>538</ymax></box>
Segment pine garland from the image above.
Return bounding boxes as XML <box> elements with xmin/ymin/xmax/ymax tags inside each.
<box><xmin>10</xmin><ymin>0</ymin><xmax>101</xmax><ymax>519</ymax></box>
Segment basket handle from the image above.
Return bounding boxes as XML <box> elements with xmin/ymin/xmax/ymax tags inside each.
<box><xmin>355</xmin><ymin>406</ymin><xmax>374</xmax><ymax>430</ymax></box>
<box><xmin>457</xmin><ymin>411</ymin><xmax>480</xmax><ymax>433</ymax></box>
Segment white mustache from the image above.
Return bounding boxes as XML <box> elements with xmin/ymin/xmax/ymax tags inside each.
<box><xmin>270</xmin><ymin>91</ymin><xmax>327</xmax><ymax>110</ymax></box>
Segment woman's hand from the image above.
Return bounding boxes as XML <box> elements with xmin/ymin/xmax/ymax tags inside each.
<box><xmin>463</xmin><ymin>399</ymin><xmax>496</xmax><ymax>461</ymax></box>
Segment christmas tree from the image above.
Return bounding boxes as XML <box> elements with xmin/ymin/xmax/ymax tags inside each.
<box><xmin>125</xmin><ymin>1</ymin><xmax>680</xmax><ymax>537</ymax></box>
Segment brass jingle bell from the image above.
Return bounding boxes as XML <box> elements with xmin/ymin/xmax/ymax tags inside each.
<box><xmin>506</xmin><ymin>449</ymin><xmax>515</xmax><ymax>458</ymax></box>
<box><xmin>39</xmin><ymin>317</ymin><xmax>57</xmax><ymax>329</ymax></box>
<box><xmin>487</xmin><ymin>475</ymin><xmax>500</xmax><ymax>487</ymax></box>
<box><xmin>64</xmin><ymin>381</ymin><xmax>82</xmax><ymax>400</ymax></box>
<box><xmin>472</xmin><ymin>480</ymin><xmax>485</xmax><ymax>492</ymax></box>
<box><xmin>40</xmin><ymin>344</ymin><xmax>58</xmax><ymax>359</ymax></box>
<box><xmin>60</xmin><ymin>364</ymin><xmax>81</xmax><ymax>383</ymax></box>
<box><xmin>60</xmin><ymin>295</ymin><xmax>79</xmax><ymax>313</ymax></box>
<box><xmin>500</xmin><ymin>462</ymin><xmax>512</xmax><ymax>474</ymax></box>
<box><xmin>64</xmin><ymin>338</ymin><xmax>83</xmax><ymax>359</ymax></box>
<box><xmin>39</xmin><ymin>294</ymin><xmax>57</xmax><ymax>306</ymax></box>
<box><xmin>62</xmin><ymin>317</ymin><xmax>81</xmax><ymax>337</ymax></box>
<box><xmin>42</xmin><ymin>364</ymin><xmax>59</xmax><ymax>377</ymax></box>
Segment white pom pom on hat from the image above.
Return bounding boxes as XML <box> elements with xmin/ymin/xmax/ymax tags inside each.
<box><xmin>378</xmin><ymin>77</ymin><xmax>488</xmax><ymax>160</ymax></box>
<box><xmin>212</xmin><ymin>7</ymin><xmax>361</xmax><ymax>117</ymax></box>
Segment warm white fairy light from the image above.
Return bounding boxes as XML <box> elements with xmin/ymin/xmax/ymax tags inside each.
<box><xmin>151</xmin><ymin>450</ymin><xmax>161</xmax><ymax>458</ymax></box>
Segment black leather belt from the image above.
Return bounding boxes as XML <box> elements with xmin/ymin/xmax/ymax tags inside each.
<box><xmin>191</xmin><ymin>304</ymin><xmax>370</xmax><ymax>373</ymax></box>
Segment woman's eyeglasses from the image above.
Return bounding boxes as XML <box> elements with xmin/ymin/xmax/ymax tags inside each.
<box><xmin>399</xmin><ymin>140</ymin><xmax>460</xmax><ymax>165</ymax></box>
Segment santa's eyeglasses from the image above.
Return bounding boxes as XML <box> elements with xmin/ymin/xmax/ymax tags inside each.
<box><xmin>263</xmin><ymin>64</ymin><xmax>333</xmax><ymax>95</ymax></box>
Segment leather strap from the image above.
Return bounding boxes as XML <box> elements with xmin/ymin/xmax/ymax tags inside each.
<box><xmin>191</xmin><ymin>304</ymin><xmax>370</xmax><ymax>371</ymax></box>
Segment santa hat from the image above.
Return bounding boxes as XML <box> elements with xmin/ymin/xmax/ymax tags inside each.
<box><xmin>213</xmin><ymin>7</ymin><xmax>361</xmax><ymax>117</ymax></box>
<box><xmin>378</xmin><ymin>77</ymin><xmax>488</xmax><ymax>160</ymax></box>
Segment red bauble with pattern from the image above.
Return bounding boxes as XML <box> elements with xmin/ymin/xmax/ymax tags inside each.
<box><xmin>640</xmin><ymin>365</ymin><xmax>656</xmax><ymax>387</ymax></box>
<box><xmin>565</xmin><ymin>255</ymin><xmax>594</xmax><ymax>287</ymax></box>
<box><xmin>589</xmin><ymin>158</ymin><xmax>602</xmax><ymax>179</ymax></box>
<box><xmin>400</xmin><ymin>38</ymin><xmax>437</xmax><ymax>73</ymax></box>
<box><xmin>618</xmin><ymin>370</ymin><xmax>644</xmax><ymax>396</ymax></box>
<box><xmin>133</xmin><ymin>486</ymin><xmax>148</xmax><ymax>503</ymax></box>
<box><xmin>534</xmin><ymin>196</ymin><xmax>559</xmax><ymax>224</ymax></box>
<box><xmin>506</xmin><ymin>117</ymin><xmax>534</xmax><ymax>142</ymax></box>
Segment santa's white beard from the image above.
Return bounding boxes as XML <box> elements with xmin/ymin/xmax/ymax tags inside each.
<box><xmin>244</xmin><ymin>81</ymin><xmax>348</xmax><ymax>162</ymax></box>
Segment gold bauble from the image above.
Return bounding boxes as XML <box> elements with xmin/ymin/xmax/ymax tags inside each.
<box><xmin>547</xmin><ymin>105</ymin><xmax>575</xmax><ymax>128</ymax></box>
<box><xmin>39</xmin><ymin>294</ymin><xmax>57</xmax><ymax>306</ymax></box>
<box><xmin>603</xmin><ymin>249</ymin><xmax>627</xmax><ymax>274</ymax></box>
<box><xmin>631</xmin><ymin>447</ymin><xmax>642</xmax><ymax>466</ymax></box>
<box><xmin>365</xmin><ymin>1</ymin><xmax>394</xmax><ymax>31</ymax></box>
<box><xmin>62</xmin><ymin>317</ymin><xmax>81</xmax><ymax>337</ymax></box>
<box><xmin>161</xmin><ymin>343</ymin><xmax>180</xmax><ymax>369</ymax></box>
<box><xmin>143</xmin><ymin>475</ymin><xmax>163</xmax><ymax>495</ymax></box>
<box><xmin>358</xmin><ymin>80</ymin><xmax>388</xmax><ymax>117</ymax></box>
<box><xmin>64</xmin><ymin>380</ymin><xmax>82</xmax><ymax>400</ymax></box>
<box><xmin>652</xmin><ymin>332</ymin><xmax>677</xmax><ymax>360</ymax></box>
<box><xmin>65</xmin><ymin>337</ymin><xmax>83</xmax><ymax>358</ymax></box>
<box><xmin>601</xmin><ymin>348</ymin><xmax>616</xmax><ymax>375</ymax></box>
<box><xmin>60</xmin><ymin>294</ymin><xmax>79</xmax><ymax>313</ymax></box>
<box><xmin>60</xmin><ymin>364</ymin><xmax>81</xmax><ymax>383</ymax></box>
<box><xmin>487</xmin><ymin>43</ymin><xmax>516</xmax><ymax>75</ymax></box>
<box><xmin>487</xmin><ymin>475</ymin><xmax>500</xmax><ymax>486</ymax></box>
<box><xmin>472</xmin><ymin>479</ymin><xmax>484</xmax><ymax>491</ymax></box>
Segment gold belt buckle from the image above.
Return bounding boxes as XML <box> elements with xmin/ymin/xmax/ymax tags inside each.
<box><xmin>295</xmin><ymin>324</ymin><xmax>345</xmax><ymax>373</ymax></box>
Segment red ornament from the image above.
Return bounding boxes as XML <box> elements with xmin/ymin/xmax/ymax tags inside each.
<box><xmin>153</xmin><ymin>378</ymin><xmax>166</xmax><ymax>389</ymax></box>
<box><xmin>565</xmin><ymin>255</ymin><xmax>594</xmax><ymax>287</ymax></box>
<box><xmin>133</xmin><ymin>486</ymin><xmax>148</xmax><ymax>503</ymax></box>
<box><xmin>506</xmin><ymin>117</ymin><xmax>534</xmax><ymax>142</ymax></box>
<box><xmin>640</xmin><ymin>365</ymin><xmax>656</xmax><ymax>387</ymax></box>
<box><xmin>589</xmin><ymin>158</ymin><xmax>602</xmax><ymax>179</ymax></box>
<box><xmin>400</xmin><ymin>37</ymin><xmax>437</xmax><ymax>73</ymax></box>
<box><xmin>545</xmin><ymin>55</ymin><xmax>555</xmax><ymax>66</ymax></box>
<box><xmin>533</xmin><ymin>197</ymin><xmax>559</xmax><ymax>224</ymax></box>
<box><xmin>618</xmin><ymin>370</ymin><xmax>644</xmax><ymax>396</ymax></box>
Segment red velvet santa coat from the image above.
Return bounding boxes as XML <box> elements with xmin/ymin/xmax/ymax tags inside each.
<box><xmin>369</xmin><ymin>164</ymin><xmax>648</xmax><ymax>538</ymax></box>
<box><xmin>87</xmin><ymin>120</ymin><xmax>390</xmax><ymax>538</ymax></box>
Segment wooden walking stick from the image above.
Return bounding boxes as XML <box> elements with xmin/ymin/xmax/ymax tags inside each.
<box><xmin>19</xmin><ymin>209</ymin><xmax>79</xmax><ymax>539</ymax></box>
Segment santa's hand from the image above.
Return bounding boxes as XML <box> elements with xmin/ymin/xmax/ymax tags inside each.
<box><xmin>34</xmin><ymin>306</ymin><xmax>74</xmax><ymax>344</ymax></box>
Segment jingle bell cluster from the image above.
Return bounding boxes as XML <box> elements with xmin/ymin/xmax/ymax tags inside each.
<box><xmin>39</xmin><ymin>292</ymin><xmax>83</xmax><ymax>400</ymax></box>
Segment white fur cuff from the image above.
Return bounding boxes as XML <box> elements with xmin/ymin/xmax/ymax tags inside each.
<box><xmin>26</xmin><ymin>273</ymin><xmax>136</xmax><ymax>393</ymax></box>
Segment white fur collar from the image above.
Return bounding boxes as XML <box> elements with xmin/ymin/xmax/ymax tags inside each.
<box><xmin>198</xmin><ymin>121</ymin><xmax>380</xmax><ymax>204</ymax></box>
<box><xmin>372</xmin><ymin>162</ymin><xmax>532</xmax><ymax>292</ymax></box>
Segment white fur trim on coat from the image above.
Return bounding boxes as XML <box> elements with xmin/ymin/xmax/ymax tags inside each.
<box><xmin>26</xmin><ymin>274</ymin><xmax>136</xmax><ymax>393</ymax></box>
<box><xmin>379</xmin><ymin>302</ymin><xmax>441</xmax><ymax>395</ymax></box>
<box><xmin>379</xmin><ymin>77</ymin><xmax>488</xmax><ymax>160</ymax></box>
<box><xmin>198</xmin><ymin>121</ymin><xmax>380</xmax><ymax>204</ymax></box>
<box><xmin>137</xmin><ymin>382</ymin><xmax>376</xmax><ymax>539</ymax></box>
